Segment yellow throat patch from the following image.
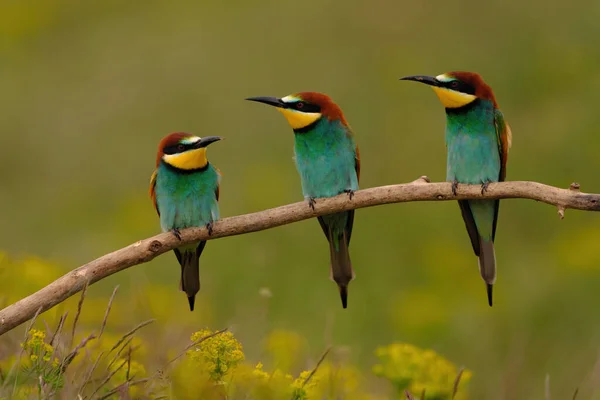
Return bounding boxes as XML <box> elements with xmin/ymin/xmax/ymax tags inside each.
<box><xmin>431</xmin><ymin>87</ymin><xmax>477</xmax><ymax>109</ymax></box>
<box><xmin>277</xmin><ymin>108</ymin><xmax>321</xmax><ymax>130</ymax></box>
<box><xmin>163</xmin><ymin>148</ymin><xmax>208</xmax><ymax>170</ymax></box>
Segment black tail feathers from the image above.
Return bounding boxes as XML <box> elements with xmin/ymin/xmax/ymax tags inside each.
<box><xmin>328</xmin><ymin>232</ymin><xmax>354</xmax><ymax>310</ymax></box>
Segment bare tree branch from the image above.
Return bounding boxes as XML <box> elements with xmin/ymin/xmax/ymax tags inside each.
<box><xmin>1</xmin><ymin>177</ymin><xmax>599</xmax><ymax>336</ymax></box>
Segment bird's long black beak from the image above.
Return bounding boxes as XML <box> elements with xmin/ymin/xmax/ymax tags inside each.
<box><xmin>399</xmin><ymin>75</ymin><xmax>440</xmax><ymax>87</ymax></box>
<box><xmin>245</xmin><ymin>96</ymin><xmax>286</xmax><ymax>108</ymax></box>
<box><xmin>195</xmin><ymin>136</ymin><xmax>223</xmax><ymax>148</ymax></box>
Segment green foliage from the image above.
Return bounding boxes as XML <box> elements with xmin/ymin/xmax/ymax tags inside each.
<box><xmin>373</xmin><ymin>343</ymin><xmax>471</xmax><ymax>399</ymax></box>
<box><xmin>174</xmin><ymin>328</ymin><xmax>392</xmax><ymax>399</ymax></box>
<box><xmin>187</xmin><ymin>329</ymin><xmax>245</xmax><ymax>382</ymax></box>
<box><xmin>19</xmin><ymin>329</ymin><xmax>63</xmax><ymax>395</ymax></box>
<box><xmin>0</xmin><ymin>288</ymin><xmax>471</xmax><ymax>399</ymax></box>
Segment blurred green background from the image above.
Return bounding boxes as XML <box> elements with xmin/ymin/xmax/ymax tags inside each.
<box><xmin>1</xmin><ymin>0</ymin><xmax>600</xmax><ymax>398</ymax></box>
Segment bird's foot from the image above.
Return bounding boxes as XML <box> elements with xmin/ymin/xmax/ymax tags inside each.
<box><xmin>481</xmin><ymin>180</ymin><xmax>490</xmax><ymax>195</ymax></box>
<box><xmin>172</xmin><ymin>228</ymin><xmax>182</xmax><ymax>241</ymax></box>
<box><xmin>308</xmin><ymin>197</ymin><xmax>317</xmax><ymax>211</ymax></box>
<box><xmin>451</xmin><ymin>180</ymin><xmax>459</xmax><ymax>196</ymax></box>
<box><xmin>344</xmin><ymin>189</ymin><xmax>355</xmax><ymax>200</ymax></box>
<box><xmin>206</xmin><ymin>221</ymin><xmax>214</xmax><ymax>236</ymax></box>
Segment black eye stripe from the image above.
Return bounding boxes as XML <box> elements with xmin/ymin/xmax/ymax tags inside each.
<box><xmin>163</xmin><ymin>141</ymin><xmax>199</xmax><ymax>155</ymax></box>
<box><xmin>441</xmin><ymin>80</ymin><xmax>476</xmax><ymax>95</ymax></box>
<box><xmin>285</xmin><ymin>101</ymin><xmax>321</xmax><ymax>113</ymax></box>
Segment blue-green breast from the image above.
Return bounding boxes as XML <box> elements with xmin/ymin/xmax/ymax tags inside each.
<box><xmin>445</xmin><ymin>99</ymin><xmax>500</xmax><ymax>185</ymax></box>
<box><xmin>154</xmin><ymin>162</ymin><xmax>220</xmax><ymax>233</ymax></box>
<box><xmin>293</xmin><ymin>119</ymin><xmax>359</xmax><ymax>199</ymax></box>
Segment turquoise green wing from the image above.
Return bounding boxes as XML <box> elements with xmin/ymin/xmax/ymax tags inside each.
<box><xmin>494</xmin><ymin>108</ymin><xmax>512</xmax><ymax>182</ymax></box>
<box><xmin>491</xmin><ymin>108</ymin><xmax>512</xmax><ymax>240</ymax></box>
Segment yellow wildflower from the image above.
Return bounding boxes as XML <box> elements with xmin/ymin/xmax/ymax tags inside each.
<box><xmin>187</xmin><ymin>329</ymin><xmax>245</xmax><ymax>382</ymax></box>
<box><xmin>31</xmin><ymin>330</ymin><xmax>45</xmax><ymax>340</ymax></box>
<box><xmin>300</xmin><ymin>362</ymin><xmax>365</xmax><ymax>399</ymax></box>
<box><xmin>252</xmin><ymin>362</ymin><xmax>269</xmax><ymax>381</ymax></box>
<box><xmin>290</xmin><ymin>370</ymin><xmax>317</xmax><ymax>400</ymax></box>
<box><xmin>373</xmin><ymin>343</ymin><xmax>472</xmax><ymax>399</ymax></box>
<box><xmin>22</xmin><ymin>328</ymin><xmax>55</xmax><ymax>366</ymax></box>
<box><xmin>17</xmin><ymin>328</ymin><xmax>64</xmax><ymax>391</ymax></box>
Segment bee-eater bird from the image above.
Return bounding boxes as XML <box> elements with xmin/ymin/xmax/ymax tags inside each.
<box><xmin>149</xmin><ymin>132</ymin><xmax>222</xmax><ymax>311</ymax></box>
<box><xmin>400</xmin><ymin>72</ymin><xmax>512</xmax><ymax>306</ymax></box>
<box><xmin>245</xmin><ymin>92</ymin><xmax>360</xmax><ymax>309</ymax></box>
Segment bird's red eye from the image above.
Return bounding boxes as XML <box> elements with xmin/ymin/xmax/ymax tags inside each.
<box><xmin>177</xmin><ymin>144</ymin><xmax>185</xmax><ymax>152</ymax></box>
<box><xmin>296</xmin><ymin>102</ymin><xmax>304</xmax><ymax>109</ymax></box>
<box><xmin>450</xmin><ymin>81</ymin><xmax>459</xmax><ymax>88</ymax></box>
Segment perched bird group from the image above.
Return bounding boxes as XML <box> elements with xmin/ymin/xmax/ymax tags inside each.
<box><xmin>150</xmin><ymin>71</ymin><xmax>511</xmax><ymax>311</ymax></box>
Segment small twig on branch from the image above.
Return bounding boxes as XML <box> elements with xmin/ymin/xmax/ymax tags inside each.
<box><xmin>557</xmin><ymin>183</ymin><xmax>581</xmax><ymax>219</ymax></box>
<box><xmin>0</xmin><ymin>178</ymin><xmax>599</xmax><ymax>336</ymax></box>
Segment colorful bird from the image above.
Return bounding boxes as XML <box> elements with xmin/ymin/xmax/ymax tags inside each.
<box><xmin>400</xmin><ymin>72</ymin><xmax>512</xmax><ymax>306</ymax></box>
<box><xmin>245</xmin><ymin>92</ymin><xmax>360</xmax><ymax>309</ymax></box>
<box><xmin>149</xmin><ymin>132</ymin><xmax>222</xmax><ymax>311</ymax></box>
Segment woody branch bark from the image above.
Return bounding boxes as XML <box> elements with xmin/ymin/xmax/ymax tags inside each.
<box><xmin>1</xmin><ymin>177</ymin><xmax>599</xmax><ymax>336</ymax></box>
